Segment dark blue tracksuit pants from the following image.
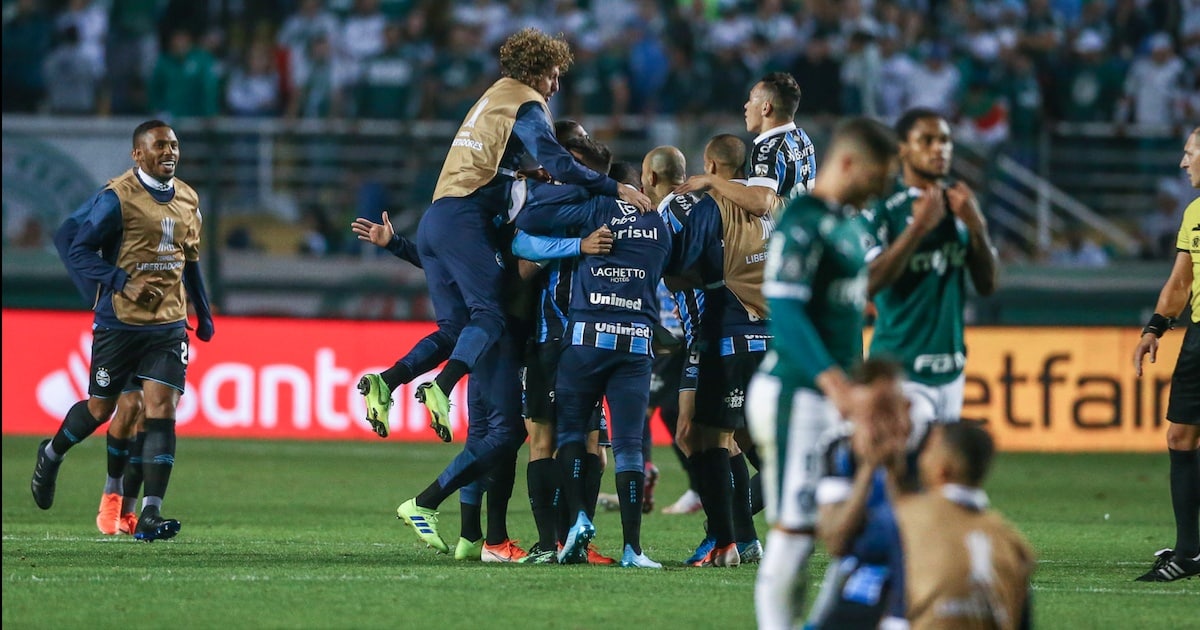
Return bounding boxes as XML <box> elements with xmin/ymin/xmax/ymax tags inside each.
<box><xmin>556</xmin><ymin>345</ymin><xmax>651</xmax><ymax>475</ymax></box>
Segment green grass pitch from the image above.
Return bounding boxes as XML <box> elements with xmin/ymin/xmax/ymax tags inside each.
<box><xmin>2</xmin><ymin>437</ymin><xmax>1194</xmax><ymax>629</ymax></box>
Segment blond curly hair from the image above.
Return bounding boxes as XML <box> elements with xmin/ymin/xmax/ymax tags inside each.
<box><xmin>499</xmin><ymin>28</ymin><xmax>573</xmax><ymax>88</ymax></box>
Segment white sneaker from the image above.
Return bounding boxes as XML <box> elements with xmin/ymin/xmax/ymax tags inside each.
<box><xmin>661</xmin><ymin>489</ymin><xmax>702</xmax><ymax>515</ymax></box>
<box><xmin>619</xmin><ymin>544</ymin><xmax>663</xmax><ymax>569</ymax></box>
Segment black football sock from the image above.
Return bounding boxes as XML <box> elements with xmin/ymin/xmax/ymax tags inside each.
<box><xmin>49</xmin><ymin>400</ymin><xmax>104</xmax><ymax>459</ymax></box>
<box><xmin>528</xmin><ymin>458</ymin><xmax>562</xmax><ymax>550</ymax></box>
<box><xmin>416</xmin><ymin>480</ymin><xmax>450</xmax><ymax>510</ymax></box>
<box><xmin>743</xmin><ymin>442</ymin><xmax>761</xmax><ymax>471</ymax></box>
<box><xmin>750</xmin><ymin>472</ymin><xmax>764</xmax><ymax>515</ymax></box>
<box><xmin>583</xmin><ymin>453</ymin><xmax>603</xmax><ymax>520</ymax></box>
<box><xmin>122</xmin><ymin>432</ymin><xmax>146</xmax><ymax>514</ymax></box>
<box><xmin>434</xmin><ymin>359</ymin><xmax>469</xmax><ymax>396</ymax></box>
<box><xmin>105</xmin><ymin>433</ymin><xmax>132</xmax><ymax>494</ymax></box>
<box><xmin>730</xmin><ymin>452</ymin><xmax>758</xmax><ymax>543</ymax></box>
<box><xmin>690</xmin><ymin>452</ymin><xmax>712</xmax><ymax>521</ymax></box>
<box><xmin>380</xmin><ymin>362</ymin><xmax>415</xmax><ymax>392</ymax></box>
<box><xmin>616</xmin><ymin>470</ymin><xmax>646</xmax><ymax>554</ymax></box>
<box><xmin>460</xmin><ymin>502</ymin><xmax>483</xmax><ymax>543</ymax></box>
<box><xmin>485</xmin><ymin>450</ymin><xmax>517</xmax><ymax>545</ymax></box>
<box><xmin>704</xmin><ymin>448</ymin><xmax>735</xmax><ymax>546</ymax></box>
<box><xmin>557</xmin><ymin>441</ymin><xmax>588</xmax><ymax>518</ymax></box>
<box><xmin>140</xmin><ymin>418</ymin><xmax>176</xmax><ymax>510</ymax></box>
<box><xmin>1169</xmin><ymin>448</ymin><xmax>1200</xmax><ymax>557</ymax></box>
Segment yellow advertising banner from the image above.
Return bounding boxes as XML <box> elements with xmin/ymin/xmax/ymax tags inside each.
<box><xmin>918</xmin><ymin>327</ymin><xmax>1184</xmax><ymax>452</ymax></box>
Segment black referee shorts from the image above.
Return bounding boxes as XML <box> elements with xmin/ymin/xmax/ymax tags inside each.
<box><xmin>1167</xmin><ymin>323</ymin><xmax>1200</xmax><ymax>425</ymax></box>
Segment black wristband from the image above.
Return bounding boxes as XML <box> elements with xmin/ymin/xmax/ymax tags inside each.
<box><xmin>1142</xmin><ymin>313</ymin><xmax>1174</xmax><ymax>338</ymax></box>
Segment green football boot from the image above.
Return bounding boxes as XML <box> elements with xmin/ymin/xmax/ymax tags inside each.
<box><xmin>415</xmin><ymin>381</ymin><xmax>453</xmax><ymax>443</ymax></box>
<box><xmin>357</xmin><ymin>374</ymin><xmax>393</xmax><ymax>438</ymax></box>
<box><xmin>397</xmin><ymin>498</ymin><xmax>449</xmax><ymax>554</ymax></box>
<box><xmin>454</xmin><ymin>537</ymin><xmax>483</xmax><ymax>561</ymax></box>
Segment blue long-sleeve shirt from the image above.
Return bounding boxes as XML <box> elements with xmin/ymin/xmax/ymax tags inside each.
<box><xmin>468</xmin><ymin>103</ymin><xmax>619</xmax><ymax>217</ymax></box>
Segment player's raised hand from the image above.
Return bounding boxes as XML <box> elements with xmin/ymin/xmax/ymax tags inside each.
<box><xmin>1133</xmin><ymin>333</ymin><xmax>1159</xmax><ymax>377</ymax></box>
<box><xmin>946</xmin><ymin>181</ymin><xmax>985</xmax><ymax>228</ymax></box>
<box><xmin>351</xmin><ymin>211</ymin><xmax>395</xmax><ymax>248</ymax></box>
<box><xmin>618</xmin><ymin>184</ymin><xmax>654</xmax><ymax>213</ymax></box>
<box><xmin>910</xmin><ymin>184</ymin><xmax>946</xmax><ymax>234</ymax></box>
<box><xmin>581</xmin><ymin>225</ymin><xmax>613</xmax><ymax>255</ymax></box>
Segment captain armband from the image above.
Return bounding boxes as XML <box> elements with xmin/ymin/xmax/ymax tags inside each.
<box><xmin>1142</xmin><ymin>313</ymin><xmax>1175</xmax><ymax>338</ymax></box>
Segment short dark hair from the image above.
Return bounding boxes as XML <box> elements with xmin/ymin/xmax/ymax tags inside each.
<box><xmin>705</xmin><ymin>134</ymin><xmax>746</xmax><ymax>174</ymax></box>
<box><xmin>850</xmin><ymin>357</ymin><xmax>905</xmax><ymax>386</ymax></box>
<box><xmin>608</xmin><ymin>161</ymin><xmax>641</xmax><ymax>188</ymax></box>
<box><xmin>563</xmin><ymin>135</ymin><xmax>612</xmax><ymax>174</ymax></box>
<box><xmin>831</xmin><ymin>117</ymin><xmax>899</xmax><ymax>165</ymax></box>
<box><xmin>555</xmin><ymin>119</ymin><xmax>585</xmax><ymax>144</ymax></box>
<box><xmin>758</xmin><ymin>72</ymin><xmax>802</xmax><ymax>119</ymax></box>
<box><xmin>132</xmin><ymin>120</ymin><xmax>171</xmax><ymax>148</ymax></box>
<box><xmin>940</xmin><ymin>421</ymin><xmax>995</xmax><ymax>486</ymax></box>
<box><xmin>894</xmin><ymin>107</ymin><xmax>944</xmax><ymax>143</ymax></box>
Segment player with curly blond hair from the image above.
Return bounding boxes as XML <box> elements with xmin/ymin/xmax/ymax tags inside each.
<box><xmin>357</xmin><ymin>28</ymin><xmax>652</xmax><ymax>560</ymax></box>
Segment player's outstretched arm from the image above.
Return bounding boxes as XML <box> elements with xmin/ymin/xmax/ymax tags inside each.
<box><xmin>1134</xmin><ymin>250</ymin><xmax>1193</xmax><ymax>376</ymax></box>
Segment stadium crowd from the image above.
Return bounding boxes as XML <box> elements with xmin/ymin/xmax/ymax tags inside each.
<box><xmin>5</xmin><ymin>0</ymin><xmax>1199</xmax><ymax>135</ymax></box>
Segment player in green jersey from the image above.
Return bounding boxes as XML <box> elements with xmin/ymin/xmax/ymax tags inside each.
<box><xmin>746</xmin><ymin>117</ymin><xmax>900</xmax><ymax>630</ymax></box>
<box><xmin>860</xmin><ymin>108</ymin><xmax>998</xmax><ymax>435</ymax></box>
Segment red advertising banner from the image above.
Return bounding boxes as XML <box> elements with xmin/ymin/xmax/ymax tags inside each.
<box><xmin>1</xmin><ymin>309</ymin><xmax>676</xmax><ymax>444</ymax></box>
<box><xmin>2</xmin><ymin>310</ymin><xmax>1182</xmax><ymax>450</ymax></box>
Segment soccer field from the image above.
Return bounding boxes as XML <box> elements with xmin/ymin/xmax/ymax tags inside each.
<box><xmin>1</xmin><ymin>437</ymin><xmax>1193</xmax><ymax>629</ymax></box>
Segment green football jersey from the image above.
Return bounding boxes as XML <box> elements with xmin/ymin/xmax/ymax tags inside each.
<box><xmin>760</xmin><ymin>194</ymin><xmax>871</xmax><ymax>390</ymax></box>
<box><xmin>860</xmin><ymin>182</ymin><xmax>972</xmax><ymax>385</ymax></box>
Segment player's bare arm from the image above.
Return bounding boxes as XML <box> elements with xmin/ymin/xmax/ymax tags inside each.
<box><xmin>674</xmin><ymin>175</ymin><xmax>779</xmax><ymax>218</ymax></box>
<box><xmin>351</xmin><ymin>211</ymin><xmax>394</xmax><ymax>248</ymax></box>
<box><xmin>1133</xmin><ymin>250</ymin><xmax>1193</xmax><ymax>377</ymax></box>
<box><xmin>947</xmin><ymin>182</ymin><xmax>998</xmax><ymax>296</ymax></box>
<box><xmin>866</xmin><ymin>184</ymin><xmax>944</xmax><ymax>297</ymax></box>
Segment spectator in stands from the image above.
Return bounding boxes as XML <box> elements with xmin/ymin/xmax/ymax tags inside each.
<box><xmin>792</xmin><ymin>36</ymin><xmax>842</xmax><ymax>120</ymax></box>
<box><xmin>1109</xmin><ymin>0</ymin><xmax>1155</xmax><ymax>60</ymax></box>
<box><xmin>561</xmin><ymin>34</ymin><xmax>629</xmax><ymax>127</ymax></box>
<box><xmin>43</xmin><ymin>25</ymin><xmax>103</xmax><ymax>115</ymax></box>
<box><xmin>338</xmin><ymin>0</ymin><xmax>388</xmax><ymax>87</ymax></box>
<box><xmin>658</xmin><ymin>41</ymin><xmax>711</xmax><ymax>117</ymax></box>
<box><xmin>1055</xmin><ymin>29</ymin><xmax>1127</xmax><ymax>123</ymax></box>
<box><xmin>751</xmin><ymin>0</ymin><xmax>801</xmax><ymax>64</ymax></box>
<box><xmin>2</xmin><ymin>0</ymin><xmax>53</xmax><ymax>113</ymax></box>
<box><xmin>150</xmin><ymin>29</ymin><xmax>221</xmax><ymax>119</ymax></box>
<box><xmin>626</xmin><ymin>20</ymin><xmax>670</xmax><ymax>117</ymax></box>
<box><xmin>1050</xmin><ymin>223</ymin><xmax>1110</xmax><ymax>268</ymax></box>
<box><xmin>1119</xmin><ymin>32</ymin><xmax>1187</xmax><ymax>128</ymax></box>
<box><xmin>287</xmin><ymin>33</ymin><xmax>343</xmax><ymax>118</ymax></box>
<box><xmin>355</xmin><ymin>20</ymin><xmax>424</xmax><ymax>120</ymax></box>
<box><xmin>277</xmin><ymin>0</ymin><xmax>340</xmax><ymax>108</ymax></box>
<box><xmin>424</xmin><ymin>22</ymin><xmax>490</xmax><ymax>122</ymax></box>
<box><xmin>999</xmin><ymin>50</ymin><xmax>1044</xmax><ymax>169</ymax></box>
<box><xmin>1139</xmin><ymin>178</ymin><xmax>1188</xmax><ymax>260</ymax></box>
<box><xmin>1020</xmin><ymin>0</ymin><xmax>1065</xmax><ymax>71</ymax></box>
<box><xmin>55</xmin><ymin>0</ymin><xmax>107</xmax><ymax>78</ymax></box>
<box><xmin>905</xmin><ymin>41</ymin><xmax>960</xmax><ymax>118</ymax></box>
<box><xmin>876</xmin><ymin>30</ymin><xmax>916</xmax><ymax>124</ymax></box>
<box><xmin>840</xmin><ymin>26</ymin><xmax>881</xmax><ymax>117</ymax></box>
<box><xmin>226</xmin><ymin>40</ymin><xmax>283</xmax><ymax>117</ymax></box>
<box><xmin>105</xmin><ymin>0</ymin><xmax>160</xmax><ymax>114</ymax></box>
